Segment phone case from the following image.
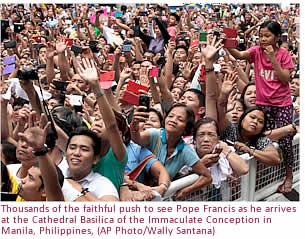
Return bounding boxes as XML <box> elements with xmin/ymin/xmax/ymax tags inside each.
<box><xmin>190</xmin><ymin>40</ymin><xmax>199</xmax><ymax>47</ymax></box>
<box><xmin>223</xmin><ymin>28</ymin><xmax>237</xmax><ymax>38</ymax></box>
<box><xmin>3</xmin><ymin>55</ymin><xmax>16</xmax><ymax>66</ymax></box>
<box><xmin>138</xmin><ymin>95</ymin><xmax>150</xmax><ymax>110</ymax></box>
<box><xmin>121</xmin><ymin>91</ymin><xmax>139</xmax><ymax>106</ymax></box>
<box><xmin>71</xmin><ymin>45</ymin><xmax>83</xmax><ymax>53</ymax></box>
<box><xmin>199</xmin><ymin>32</ymin><xmax>207</xmax><ymax>42</ymax></box>
<box><xmin>149</xmin><ymin>67</ymin><xmax>159</xmax><ymax>77</ymax></box>
<box><xmin>4</xmin><ymin>40</ymin><xmax>16</xmax><ymax>49</ymax></box>
<box><xmin>122</xmin><ymin>45</ymin><xmax>132</xmax><ymax>52</ymax></box>
<box><xmin>65</xmin><ymin>38</ymin><xmax>73</xmax><ymax>46</ymax></box>
<box><xmin>32</xmin><ymin>36</ymin><xmax>41</xmax><ymax>43</ymax></box>
<box><xmin>127</xmin><ymin>80</ymin><xmax>149</xmax><ymax>95</ymax></box>
<box><xmin>223</xmin><ymin>39</ymin><xmax>238</xmax><ymax>48</ymax></box>
<box><xmin>170</xmin><ymin>36</ymin><xmax>176</xmax><ymax>42</ymax></box>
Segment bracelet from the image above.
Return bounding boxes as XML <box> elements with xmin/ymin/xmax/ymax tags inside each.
<box><xmin>225</xmin><ymin>149</ymin><xmax>233</xmax><ymax>157</ymax></box>
<box><xmin>94</xmin><ymin>88</ymin><xmax>105</xmax><ymax>98</ymax></box>
<box><xmin>205</xmin><ymin>67</ymin><xmax>214</xmax><ymax>73</ymax></box>
<box><xmin>32</xmin><ymin>144</ymin><xmax>48</xmax><ymax>156</ymax></box>
<box><xmin>291</xmin><ymin>123</ymin><xmax>297</xmax><ymax>137</ymax></box>
<box><xmin>120</xmin><ymin>182</ymin><xmax>129</xmax><ymax>187</ymax></box>
<box><xmin>249</xmin><ymin>147</ymin><xmax>255</xmax><ymax>156</ymax></box>
<box><xmin>159</xmin><ymin>182</ymin><xmax>169</xmax><ymax>189</ymax></box>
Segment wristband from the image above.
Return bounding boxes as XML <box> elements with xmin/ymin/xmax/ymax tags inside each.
<box><xmin>32</xmin><ymin>144</ymin><xmax>48</xmax><ymax>156</ymax></box>
<box><xmin>94</xmin><ymin>88</ymin><xmax>105</xmax><ymax>98</ymax></box>
<box><xmin>159</xmin><ymin>182</ymin><xmax>169</xmax><ymax>189</ymax></box>
<box><xmin>82</xmin><ymin>92</ymin><xmax>87</xmax><ymax>98</ymax></box>
<box><xmin>120</xmin><ymin>182</ymin><xmax>129</xmax><ymax>187</ymax></box>
<box><xmin>249</xmin><ymin>146</ymin><xmax>255</xmax><ymax>156</ymax></box>
<box><xmin>205</xmin><ymin>67</ymin><xmax>214</xmax><ymax>73</ymax></box>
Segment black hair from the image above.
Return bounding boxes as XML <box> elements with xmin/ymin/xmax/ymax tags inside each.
<box><xmin>165</xmin><ymin>103</ymin><xmax>195</xmax><ymax>136</ymax></box>
<box><xmin>37</xmin><ymin>64</ymin><xmax>46</xmax><ymax>69</ymax></box>
<box><xmin>240</xmin><ymin>82</ymin><xmax>256</xmax><ymax>109</ymax></box>
<box><xmin>1</xmin><ymin>161</ymin><xmax>12</xmax><ymax>193</ymax></box>
<box><xmin>66</xmin><ymin>127</ymin><xmax>101</xmax><ymax>156</ymax></box>
<box><xmin>50</xmin><ymin>94</ymin><xmax>65</xmax><ymax>106</ymax></box>
<box><xmin>45</xmin><ymin>127</ymin><xmax>57</xmax><ymax>151</ymax></box>
<box><xmin>121</xmin><ymin>5</ymin><xmax>127</xmax><ymax>11</ymax></box>
<box><xmin>1</xmin><ymin>141</ymin><xmax>18</xmax><ymax>164</ymax></box>
<box><xmin>184</xmin><ymin>88</ymin><xmax>206</xmax><ymax>107</ymax></box>
<box><xmin>238</xmin><ymin>106</ymin><xmax>268</xmax><ymax>146</ymax></box>
<box><xmin>32</xmin><ymin>162</ymin><xmax>64</xmax><ymax>190</ymax></box>
<box><xmin>259</xmin><ymin>21</ymin><xmax>282</xmax><ymax>46</ymax></box>
<box><xmin>12</xmin><ymin>97</ymin><xmax>29</xmax><ymax>109</ymax></box>
<box><xmin>170</xmin><ymin>13</ymin><xmax>180</xmax><ymax>22</ymax></box>
<box><xmin>148</xmin><ymin>108</ymin><xmax>164</xmax><ymax>128</ymax></box>
<box><xmin>193</xmin><ymin>117</ymin><xmax>220</xmax><ymax>140</ymax></box>
<box><xmin>175</xmin><ymin>45</ymin><xmax>189</xmax><ymax>55</ymax></box>
<box><xmin>113</xmin><ymin>110</ymin><xmax>131</xmax><ymax>145</ymax></box>
<box><xmin>131</xmin><ymin>60</ymin><xmax>143</xmax><ymax>66</ymax></box>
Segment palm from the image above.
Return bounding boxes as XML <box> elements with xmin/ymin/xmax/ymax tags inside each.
<box><xmin>56</xmin><ymin>42</ymin><xmax>66</xmax><ymax>54</ymax></box>
<box><xmin>202</xmin><ymin>45</ymin><xmax>217</xmax><ymax>61</ymax></box>
<box><xmin>79</xmin><ymin>67</ymin><xmax>98</xmax><ymax>83</ymax></box>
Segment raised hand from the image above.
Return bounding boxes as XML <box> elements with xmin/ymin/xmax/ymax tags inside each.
<box><xmin>202</xmin><ymin>36</ymin><xmax>223</xmax><ymax>62</ymax></box>
<box><xmin>77</xmin><ymin>58</ymin><xmax>99</xmax><ymax>86</ymax></box>
<box><xmin>56</xmin><ymin>37</ymin><xmax>68</xmax><ymax>54</ymax></box>
<box><xmin>17</xmin><ymin>112</ymin><xmax>51</xmax><ymax>151</ymax></box>
<box><xmin>46</xmin><ymin>42</ymin><xmax>55</xmax><ymax>59</ymax></box>
<box><xmin>221</xmin><ymin>72</ymin><xmax>238</xmax><ymax>96</ymax></box>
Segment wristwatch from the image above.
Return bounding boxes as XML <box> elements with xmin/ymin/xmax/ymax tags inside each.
<box><xmin>94</xmin><ymin>88</ymin><xmax>105</xmax><ymax>98</ymax></box>
<box><xmin>32</xmin><ymin>144</ymin><xmax>49</xmax><ymax>156</ymax></box>
<box><xmin>249</xmin><ymin>146</ymin><xmax>255</xmax><ymax>156</ymax></box>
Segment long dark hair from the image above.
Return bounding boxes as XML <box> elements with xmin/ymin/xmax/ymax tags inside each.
<box><xmin>240</xmin><ymin>82</ymin><xmax>256</xmax><ymax>109</ymax></box>
<box><xmin>238</xmin><ymin>106</ymin><xmax>268</xmax><ymax>146</ymax></box>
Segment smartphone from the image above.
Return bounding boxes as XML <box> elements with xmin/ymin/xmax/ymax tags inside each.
<box><xmin>52</xmin><ymin>80</ymin><xmax>68</xmax><ymax>91</ymax></box>
<box><xmin>96</xmin><ymin>9</ymin><xmax>105</xmax><ymax>14</ymax></box>
<box><xmin>121</xmin><ymin>90</ymin><xmax>139</xmax><ymax>106</ymax></box>
<box><xmin>14</xmin><ymin>23</ymin><xmax>25</xmax><ymax>33</ymax></box>
<box><xmin>199</xmin><ymin>32</ymin><xmax>208</xmax><ymax>42</ymax></box>
<box><xmin>71</xmin><ymin>44</ymin><xmax>83</xmax><ymax>56</ymax></box>
<box><xmin>68</xmin><ymin>94</ymin><xmax>83</xmax><ymax>106</ymax></box>
<box><xmin>214</xmin><ymin>31</ymin><xmax>220</xmax><ymax>38</ymax></box>
<box><xmin>122</xmin><ymin>44</ymin><xmax>132</xmax><ymax>52</ymax></box>
<box><xmin>281</xmin><ymin>35</ymin><xmax>288</xmax><ymax>43</ymax></box>
<box><xmin>127</xmin><ymin>80</ymin><xmax>149</xmax><ymax>95</ymax></box>
<box><xmin>89</xmin><ymin>40</ymin><xmax>99</xmax><ymax>53</ymax></box>
<box><xmin>138</xmin><ymin>94</ymin><xmax>150</xmax><ymax>112</ymax></box>
<box><xmin>223</xmin><ymin>28</ymin><xmax>237</xmax><ymax>38</ymax></box>
<box><xmin>4</xmin><ymin>40</ymin><xmax>16</xmax><ymax>49</ymax></box>
<box><xmin>225</xmin><ymin>139</ymin><xmax>235</xmax><ymax>146</ymax></box>
<box><xmin>170</xmin><ymin>35</ymin><xmax>176</xmax><ymax>42</ymax></box>
<box><xmin>32</xmin><ymin>36</ymin><xmax>41</xmax><ymax>43</ymax></box>
<box><xmin>3</xmin><ymin>55</ymin><xmax>16</xmax><ymax>65</ymax></box>
<box><xmin>213</xmin><ymin>64</ymin><xmax>222</xmax><ymax>72</ymax></box>
<box><xmin>65</xmin><ymin>38</ymin><xmax>73</xmax><ymax>46</ymax></box>
<box><xmin>190</xmin><ymin>40</ymin><xmax>199</xmax><ymax>48</ymax></box>
<box><xmin>223</xmin><ymin>39</ymin><xmax>238</xmax><ymax>48</ymax></box>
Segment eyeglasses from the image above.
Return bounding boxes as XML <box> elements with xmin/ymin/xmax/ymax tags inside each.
<box><xmin>196</xmin><ymin>132</ymin><xmax>218</xmax><ymax>139</ymax></box>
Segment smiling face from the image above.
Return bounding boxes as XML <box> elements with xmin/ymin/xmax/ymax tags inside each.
<box><xmin>66</xmin><ymin>135</ymin><xmax>98</xmax><ymax>180</ymax></box>
<box><xmin>143</xmin><ymin>111</ymin><xmax>161</xmax><ymax>130</ymax></box>
<box><xmin>165</xmin><ymin>106</ymin><xmax>187</xmax><ymax>136</ymax></box>
<box><xmin>195</xmin><ymin>123</ymin><xmax>219</xmax><ymax>157</ymax></box>
<box><xmin>241</xmin><ymin>110</ymin><xmax>265</xmax><ymax>136</ymax></box>
<box><xmin>244</xmin><ymin>85</ymin><xmax>256</xmax><ymax>108</ymax></box>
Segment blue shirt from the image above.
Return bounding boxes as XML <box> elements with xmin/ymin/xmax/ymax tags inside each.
<box><xmin>145</xmin><ymin>128</ymin><xmax>199</xmax><ymax>180</ymax></box>
<box><xmin>126</xmin><ymin>142</ymin><xmax>157</xmax><ymax>183</ymax></box>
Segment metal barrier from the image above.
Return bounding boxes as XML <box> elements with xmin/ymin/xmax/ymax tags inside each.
<box><xmin>163</xmin><ymin>133</ymin><xmax>300</xmax><ymax>201</ymax></box>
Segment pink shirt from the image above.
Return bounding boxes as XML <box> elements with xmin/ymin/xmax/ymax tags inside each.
<box><xmin>248</xmin><ymin>46</ymin><xmax>294</xmax><ymax>107</ymax></box>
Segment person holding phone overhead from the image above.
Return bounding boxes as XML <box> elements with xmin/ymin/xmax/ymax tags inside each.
<box><xmin>226</xmin><ymin>21</ymin><xmax>295</xmax><ymax>194</ymax></box>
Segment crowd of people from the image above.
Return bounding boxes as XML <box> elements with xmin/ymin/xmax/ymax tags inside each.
<box><xmin>1</xmin><ymin>3</ymin><xmax>300</xmax><ymax>201</ymax></box>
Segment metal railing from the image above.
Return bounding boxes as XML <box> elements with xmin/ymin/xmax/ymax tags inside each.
<box><xmin>163</xmin><ymin>133</ymin><xmax>300</xmax><ymax>201</ymax></box>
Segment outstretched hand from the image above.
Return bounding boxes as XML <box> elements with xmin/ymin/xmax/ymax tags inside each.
<box><xmin>17</xmin><ymin>112</ymin><xmax>50</xmax><ymax>151</ymax></box>
<box><xmin>77</xmin><ymin>58</ymin><xmax>99</xmax><ymax>86</ymax></box>
<box><xmin>202</xmin><ymin>35</ymin><xmax>223</xmax><ymax>62</ymax></box>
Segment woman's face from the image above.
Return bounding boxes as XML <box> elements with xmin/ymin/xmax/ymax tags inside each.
<box><xmin>195</xmin><ymin>123</ymin><xmax>219</xmax><ymax>156</ymax></box>
<box><xmin>259</xmin><ymin>27</ymin><xmax>279</xmax><ymax>48</ymax></box>
<box><xmin>226</xmin><ymin>101</ymin><xmax>244</xmax><ymax>124</ymax></box>
<box><xmin>171</xmin><ymin>87</ymin><xmax>182</xmax><ymax>101</ymax></box>
<box><xmin>143</xmin><ymin>111</ymin><xmax>161</xmax><ymax>130</ymax></box>
<box><xmin>165</xmin><ymin>106</ymin><xmax>187</xmax><ymax>136</ymax></box>
<box><xmin>290</xmin><ymin>78</ymin><xmax>300</xmax><ymax>97</ymax></box>
<box><xmin>244</xmin><ymin>85</ymin><xmax>256</xmax><ymax>108</ymax></box>
<box><xmin>173</xmin><ymin>77</ymin><xmax>186</xmax><ymax>89</ymax></box>
<box><xmin>241</xmin><ymin>110</ymin><xmax>265</xmax><ymax>136</ymax></box>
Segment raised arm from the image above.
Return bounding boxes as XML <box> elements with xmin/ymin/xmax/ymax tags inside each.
<box><xmin>78</xmin><ymin>58</ymin><xmax>126</xmax><ymax>161</ymax></box>
<box><xmin>202</xmin><ymin>36</ymin><xmax>224</xmax><ymax>121</ymax></box>
<box><xmin>18</xmin><ymin>112</ymin><xmax>64</xmax><ymax>201</ymax></box>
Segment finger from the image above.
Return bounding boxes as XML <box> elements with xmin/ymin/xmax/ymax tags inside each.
<box><xmin>39</xmin><ymin>113</ymin><xmax>45</xmax><ymax>128</ymax></box>
<box><xmin>43</xmin><ymin>122</ymin><xmax>51</xmax><ymax>135</ymax></box>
